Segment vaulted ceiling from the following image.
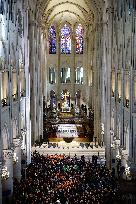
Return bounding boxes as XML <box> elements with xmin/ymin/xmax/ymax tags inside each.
<box><xmin>37</xmin><ymin>0</ymin><xmax>106</xmax><ymax>29</ymax></box>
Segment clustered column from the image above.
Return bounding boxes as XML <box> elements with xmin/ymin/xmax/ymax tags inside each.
<box><xmin>13</xmin><ymin>138</ymin><xmax>21</xmax><ymax>181</ymax></box>
<box><xmin>2</xmin><ymin>150</ymin><xmax>13</xmax><ymax>198</ymax></box>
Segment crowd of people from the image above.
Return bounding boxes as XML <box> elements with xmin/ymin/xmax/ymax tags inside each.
<box><xmin>13</xmin><ymin>152</ymin><xmax>121</xmax><ymax>204</ymax></box>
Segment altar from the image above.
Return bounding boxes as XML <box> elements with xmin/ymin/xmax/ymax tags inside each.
<box><xmin>56</xmin><ymin>124</ymin><xmax>78</xmax><ymax>138</ymax></box>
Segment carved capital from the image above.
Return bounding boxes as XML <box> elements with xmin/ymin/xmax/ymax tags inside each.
<box><xmin>13</xmin><ymin>138</ymin><xmax>21</xmax><ymax>148</ymax></box>
<box><xmin>3</xmin><ymin>150</ymin><xmax>13</xmax><ymax>160</ymax></box>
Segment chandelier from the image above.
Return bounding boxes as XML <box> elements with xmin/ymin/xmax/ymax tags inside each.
<box><xmin>1</xmin><ymin>166</ymin><xmax>9</xmax><ymax>181</ymax></box>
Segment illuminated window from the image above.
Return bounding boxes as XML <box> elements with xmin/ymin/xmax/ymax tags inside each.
<box><xmin>61</xmin><ymin>67</ymin><xmax>71</xmax><ymax>83</ymax></box>
<box><xmin>75</xmin><ymin>67</ymin><xmax>83</xmax><ymax>84</ymax></box>
<box><xmin>61</xmin><ymin>24</ymin><xmax>71</xmax><ymax>54</ymax></box>
<box><xmin>75</xmin><ymin>24</ymin><xmax>84</xmax><ymax>54</ymax></box>
<box><xmin>49</xmin><ymin>25</ymin><xmax>56</xmax><ymax>54</ymax></box>
<box><xmin>49</xmin><ymin>67</ymin><xmax>56</xmax><ymax>84</ymax></box>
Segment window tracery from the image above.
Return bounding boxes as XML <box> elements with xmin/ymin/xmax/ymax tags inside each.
<box><xmin>49</xmin><ymin>25</ymin><xmax>57</xmax><ymax>54</ymax></box>
<box><xmin>75</xmin><ymin>24</ymin><xmax>84</xmax><ymax>54</ymax></box>
<box><xmin>61</xmin><ymin>24</ymin><xmax>71</xmax><ymax>54</ymax></box>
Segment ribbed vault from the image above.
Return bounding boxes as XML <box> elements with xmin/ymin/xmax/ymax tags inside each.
<box><xmin>36</xmin><ymin>0</ymin><xmax>105</xmax><ymax>29</ymax></box>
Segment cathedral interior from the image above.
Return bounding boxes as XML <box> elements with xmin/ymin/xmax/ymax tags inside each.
<box><xmin>0</xmin><ymin>0</ymin><xmax>136</xmax><ymax>203</ymax></box>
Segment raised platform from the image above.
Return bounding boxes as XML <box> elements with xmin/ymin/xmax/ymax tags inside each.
<box><xmin>48</xmin><ymin>138</ymin><xmax>91</xmax><ymax>142</ymax></box>
<box><xmin>32</xmin><ymin>142</ymin><xmax>106</xmax><ymax>163</ymax></box>
<box><xmin>59</xmin><ymin>112</ymin><xmax>74</xmax><ymax>118</ymax></box>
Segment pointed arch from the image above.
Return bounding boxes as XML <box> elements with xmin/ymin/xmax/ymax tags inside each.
<box><xmin>49</xmin><ymin>25</ymin><xmax>57</xmax><ymax>54</ymax></box>
<box><xmin>61</xmin><ymin>24</ymin><xmax>71</xmax><ymax>54</ymax></box>
<box><xmin>75</xmin><ymin>24</ymin><xmax>84</xmax><ymax>54</ymax></box>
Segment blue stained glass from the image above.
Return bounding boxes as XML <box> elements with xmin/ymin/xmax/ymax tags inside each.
<box><xmin>76</xmin><ymin>24</ymin><xmax>84</xmax><ymax>54</ymax></box>
<box><xmin>49</xmin><ymin>25</ymin><xmax>56</xmax><ymax>54</ymax></box>
<box><xmin>61</xmin><ymin>24</ymin><xmax>71</xmax><ymax>54</ymax></box>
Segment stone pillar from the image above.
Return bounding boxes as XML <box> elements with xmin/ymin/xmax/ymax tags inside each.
<box><xmin>71</xmin><ymin>31</ymin><xmax>76</xmax><ymax>103</ymax></box>
<box><xmin>57</xmin><ymin>34</ymin><xmax>61</xmax><ymax>101</ymax></box>
<box><xmin>0</xmin><ymin>162</ymin><xmax>2</xmax><ymax>204</ymax></box>
<box><xmin>29</xmin><ymin>19</ymin><xmax>36</xmax><ymax>144</ymax></box>
<box><xmin>13</xmin><ymin>139</ymin><xmax>21</xmax><ymax>181</ymax></box>
<box><xmin>2</xmin><ymin>150</ymin><xmax>13</xmax><ymax>198</ymax></box>
<box><xmin>102</xmin><ymin>5</ymin><xmax>114</xmax><ymax>169</ymax></box>
<box><xmin>111</xmin><ymin>146</ymin><xmax>117</xmax><ymax>173</ymax></box>
<box><xmin>121</xmin><ymin>156</ymin><xmax>127</xmax><ymax>167</ymax></box>
<box><xmin>0</xmin><ymin>73</ymin><xmax>2</xmax><ymax>204</ymax></box>
<box><xmin>88</xmin><ymin>27</ymin><xmax>93</xmax><ymax>108</ymax></box>
<box><xmin>83</xmin><ymin>36</ymin><xmax>88</xmax><ymax>103</ymax></box>
<box><xmin>93</xmin><ymin>22</ymin><xmax>102</xmax><ymax>145</ymax></box>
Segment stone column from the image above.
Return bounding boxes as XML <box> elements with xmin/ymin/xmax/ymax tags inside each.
<box><xmin>71</xmin><ymin>31</ymin><xmax>76</xmax><ymax>104</ymax></box>
<box><xmin>0</xmin><ymin>73</ymin><xmax>2</xmax><ymax>203</ymax></box>
<box><xmin>102</xmin><ymin>5</ymin><xmax>114</xmax><ymax>169</ymax></box>
<box><xmin>114</xmin><ymin>66</ymin><xmax>118</xmax><ymax>139</ymax></box>
<box><xmin>83</xmin><ymin>36</ymin><xmax>88</xmax><ymax>103</ymax></box>
<box><xmin>29</xmin><ymin>19</ymin><xmax>36</xmax><ymax>144</ymax></box>
<box><xmin>88</xmin><ymin>27</ymin><xmax>93</xmax><ymax>108</ymax></box>
<box><xmin>121</xmin><ymin>157</ymin><xmax>126</xmax><ymax>168</ymax></box>
<box><xmin>93</xmin><ymin>22</ymin><xmax>102</xmax><ymax>146</ymax></box>
<box><xmin>0</xmin><ymin>163</ymin><xmax>2</xmax><ymax>204</ymax></box>
<box><xmin>2</xmin><ymin>150</ymin><xmax>13</xmax><ymax>198</ymax></box>
<box><xmin>111</xmin><ymin>146</ymin><xmax>116</xmax><ymax>173</ymax></box>
<box><xmin>13</xmin><ymin>138</ymin><xmax>21</xmax><ymax>181</ymax></box>
<box><xmin>57</xmin><ymin>34</ymin><xmax>61</xmax><ymax>102</ymax></box>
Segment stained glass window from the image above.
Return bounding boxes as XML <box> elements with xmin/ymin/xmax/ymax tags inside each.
<box><xmin>49</xmin><ymin>25</ymin><xmax>56</xmax><ymax>54</ymax></box>
<box><xmin>61</xmin><ymin>24</ymin><xmax>71</xmax><ymax>54</ymax></box>
<box><xmin>75</xmin><ymin>24</ymin><xmax>84</xmax><ymax>54</ymax></box>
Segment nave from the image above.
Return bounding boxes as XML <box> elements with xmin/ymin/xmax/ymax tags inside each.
<box><xmin>1</xmin><ymin>0</ymin><xmax>136</xmax><ymax>203</ymax></box>
<box><xmin>12</xmin><ymin>152</ymin><xmax>121</xmax><ymax>204</ymax></box>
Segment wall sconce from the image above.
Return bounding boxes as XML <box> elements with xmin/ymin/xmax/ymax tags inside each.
<box><xmin>1</xmin><ymin>166</ymin><xmax>9</xmax><ymax>181</ymax></box>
